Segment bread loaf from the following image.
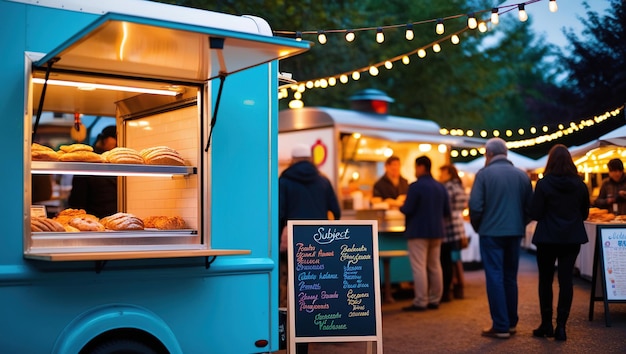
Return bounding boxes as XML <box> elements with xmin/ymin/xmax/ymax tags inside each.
<box><xmin>31</xmin><ymin>217</ymin><xmax>65</xmax><ymax>232</ymax></box>
<box><xmin>143</xmin><ymin>215</ymin><xmax>187</xmax><ymax>230</ymax></box>
<box><xmin>31</xmin><ymin>143</ymin><xmax>59</xmax><ymax>161</ymax></box>
<box><xmin>140</xmin><ymin>146</ymin><xmax>186</xmax><ymax>166</ymax></box>
<box><xmin>59</xmin><ymin>144</ymin><xmax>93</xmax><ymax>153</ymax></box>
<box><xmin>68</xmin><ymin>217</ymin><xmax>106</xmax><ymax>231</ymax></box>
<box><xmin>101</xmin><ymin>212</ymin><xmax>144</xmax><ymax>231</ymax></box>
<box><xmin>54</xmin><ymin>208</ymin><xmax>99</xmax><ymax>225</ymax></box>
<box><xmin>103</xmin><ymin>147</ymin><xmax>144</xmax><ymax>164</ymax></box>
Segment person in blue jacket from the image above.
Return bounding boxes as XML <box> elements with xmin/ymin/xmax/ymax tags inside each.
<box><xmin>400</xmin><ymin>155</ymin><xmax>450</xmax><ymax>312</ymax></box>
<box><xmin>530</xmin><ymin>144</ymin><xmax>589</xmax><ymax>341</ymax></box>
<box><xmin>469</xmin><ymin>137</ymin><xmax>533</xmax><ymax>339</ymax></box>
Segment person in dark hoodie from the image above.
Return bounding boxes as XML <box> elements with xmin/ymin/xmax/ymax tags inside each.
<box><xmin>278</xmin><ymin>144</ymin><xmax>341</xmax><ymax>303</ymax></box>
<box><xmin>530</xmin><ymin>144</ymin><xmax>589</xmax><ymax>341</ymax></box>
<box><xmin>278</xmin><ymin>143</ymin><xmax>341</xmax><ymax>354</ymax></box>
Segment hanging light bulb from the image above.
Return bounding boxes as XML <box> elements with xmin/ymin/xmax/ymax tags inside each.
<box><xmin>402</xmin><ymin>55</ymin><xmax>410</xmax><ymax>65</ymax></box>
<box><xmin>295</xmin><ymin>31</ymin><xmax>302</xmax><ymax>41</ymax></box>
<box><xmin>478</xmin><ymin>21</ymin><xmax>488</xmax><ymax>32</ymax></box>
<box><xmin>436</xmin><ymin>18</ymin><xmax>444</xmax><ymax>35</ymax></box>
<box><xmin>467</xmin><ymin>13</ymin><xmax>477</xmax><ymax>29</ymax></box>
<box><xmin>317</xmin><ymin>30</ymin><xmax>327</xmax><ymax>44</ymax></box>
<box><xmin>451</xmin><ymin>34</ymin><xmax>460</xmax><ymax>45</ymax></box>
<box><xmin>352</xmin><ymin>71</ymin><xmax>360</xmax><ymax>80</ymax></box>
<box><xmin>432</xmin><ymin>43</ymin><xmax>441</xmax><ymax>53</ymax></box>
<box><xmin>405</xmin><ymin>23</ymin><xmax>414</xmax><ymax>40</ymax></box>
<box><xmin>376</xmin><ymin>27</ymin><xmax>384</xmax><ymax>43</ymax></box>
<box><xmin>345</xmin><ymin>30</ymin><xmax>355</xmax><ymax>42</ymax></box>
<box><xmin>384</xmin><ymin>61</ymin><xmax>393</xmax><ymax>69</ymax></box>
<box><xmin>417</xmin><ymin>48</ymin><xmax>427</xmax><ymax>58</ymax></box>
<box><xmin>549</xmin><ymin>0</ymin><xmax>558</xmax><ymax>13</ymax></box>
<box><xmin>289</xmin><ymin>99</ymin><xmax>303</xmax><ymax>109</ymax></box>
<box><xmin>491</xmin><ymin>8</ymin><xmax>499</xmax><ymax>25</ymax></box>
<box><xmin>518</xmin><ymin>4</ymin><xmax>528</xmax><ymax>22</ymax></box>
<box><xmin>369</xmin><ymin>66</ymin><xmax>379</xmax><ymax>76</ymax></box>
<box><xmin>339</xmin><ymin>74</ymin><xmax>348</xmax><ymax>84</ymax></box>
<box><xmin>328</xmin><ymin>77</ymin><xmax>336</xmax><ymax>86</ymax></box>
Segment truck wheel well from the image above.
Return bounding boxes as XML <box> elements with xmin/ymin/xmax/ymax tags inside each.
<box><xmin>79</xmin><ymin>328</ymin><xmax>168</xmax><ymax>354</ymax></box>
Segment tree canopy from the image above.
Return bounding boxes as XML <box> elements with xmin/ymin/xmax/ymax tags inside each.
<box><xmin>154</xmin><ymin>0</ymin><xmax>625</xmax><ymax>157</ymax></box>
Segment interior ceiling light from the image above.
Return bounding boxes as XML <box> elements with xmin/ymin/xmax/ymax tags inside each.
<box><xmin>32</xmin><ymin>78</ymin><xmax>180</xmax><ymax>96</ymax></box>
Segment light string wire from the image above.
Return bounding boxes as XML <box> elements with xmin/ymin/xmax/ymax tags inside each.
<box><xmin>274</xmin><ymin>0</ymin><xmax>620</xmax><ymax>150</ymax></box>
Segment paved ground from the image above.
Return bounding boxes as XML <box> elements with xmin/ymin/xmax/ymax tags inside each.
<box><xmin>290</xmin><ymin>250</ymin><xmax>626</xmax><ymax>354</ymax></box>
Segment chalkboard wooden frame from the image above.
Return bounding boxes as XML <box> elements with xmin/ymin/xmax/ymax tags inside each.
<box><xmin>588</xmin><ymin>224</ymin><xmax>626</xmax><ymax>327</ymax></box>
<box><xmin>286</xmin><ymin>220</ymin><xmax>383</xmax><ymax>353</ymax></box>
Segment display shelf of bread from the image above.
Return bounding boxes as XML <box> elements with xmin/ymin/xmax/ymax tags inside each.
<box><xmin>31</xmin><ymin>143</ymin><xmax>195</xmax><ymax>176</ymax></box>
<box><xmin>30</xmin><ymin>209</ymin><xmax>195</xmax><ymax>250</ymax></box>
<box><xmin>586</xmin><ymin>207</ymin><xmax>626</xmax><ymax>223</ymax></box>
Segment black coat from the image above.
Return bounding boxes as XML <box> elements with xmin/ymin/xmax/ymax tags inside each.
<box><xmin>531</xmin><ymin>174</ymin><xmax>589</xmax><ymax>244</ymax></box>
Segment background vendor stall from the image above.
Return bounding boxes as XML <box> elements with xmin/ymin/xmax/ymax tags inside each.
<box><xmin>279</xmin><ymin>89</ymin><xmax>484</xmax><ymax>287</ymax></box>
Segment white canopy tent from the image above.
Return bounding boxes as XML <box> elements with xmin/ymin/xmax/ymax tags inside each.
<box><xmin>456</xmin><ymin>150</ymin><xmax>544</xmax><ymax>174</ymax></box>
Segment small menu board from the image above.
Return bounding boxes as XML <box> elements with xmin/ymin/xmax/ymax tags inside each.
<box><xmin>599</xmin><ymin>227</ymin><xmax>626</xmax><ymax>301</ymax></box>
<box><xmin>286</xmin><ymin>220</ymin><xmax>382</xmax><ymax>352</ymax></box>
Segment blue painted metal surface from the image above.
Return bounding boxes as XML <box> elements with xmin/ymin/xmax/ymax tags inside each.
<box><xmin>0</xmin><ymin>0</ymin><xmax>306</xmax><ymax>352</ymax></box>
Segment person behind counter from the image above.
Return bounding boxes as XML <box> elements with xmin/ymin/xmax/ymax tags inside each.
<box><xmin>594</xmin><ymin>158</ymin><xmax>626</xmax><ymax>215</ymax></box>
<box><xmin>67</xmin><ymin>125</ymin><xmax>117</xmax><ymax>218</ymax></box>
<box><xmin>372</xmin><ymin>155</ymin><xmax>409</xmax><ymax>208</ymax></box>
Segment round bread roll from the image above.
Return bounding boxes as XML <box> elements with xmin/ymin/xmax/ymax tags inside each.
<box><xmin>68</xmin><ymin>217</ymin><xmax>105</xmax><ymax>231</ymax></box>
<box><xmin>140</xmin><ymin>146</ymin><xmax>186</xmax><ymax>166</ymax></box>
<box><xmin>54</xmin><ymin>209</ymin><xmax>99</xmax><ymax>225</ymax></box>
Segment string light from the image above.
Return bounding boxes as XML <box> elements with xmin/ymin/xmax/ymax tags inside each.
<box><xmin>491</xmin><ymin>8</ymin><xmax>499</xmax><ymax>25</ymax></box>
<box><xmin>345</xmin><ymin>30</ymin><xmax>355</xmax><ymax>42</ymax></box>
<box><xmin>369</xmin><ymin>66</ymin><xmax>379</xmax><ymax>76</ymax></box>
<box><xmin>317</xmin><ymin>30</ymin><xmax>327</xmax><ymax>44</ymax></box>
<box><xmin>405</xmin><ymin>23</ymin><xmax>414</xmax><ymax>40</ymax></box>
<box><xmin>402</xmin><ymin>55</ymin><xmax>410</xmax><ymax>65</ymax></box>
<box><xmin>451</xmin><ymin>34</ymin><xmax>460</xmax><ymax>45</ymax></box>
<box><xmin>384</xmin><ymin>61</ymin><xmax>393</xmax><ymax>69</ymax></box>
<box><xmin>417</xmin><ymin>48</ymin><xmax>427</xmax><ymax>58</ymax></box>
<box><xmin>436</xmin><ymin>18</ymin><xmax>445</xmax><ymax>35</ymax></box>
<box><xmin>467</xmin><ymin>13</ymin><xmax>478</xmax><ymax>29</ymax></box>
<box><xmin>376</xmin><ymin>27</ymin><xmax>384</xmax><ymax>43</ymax></box>
<box><xmin>295</xmin><ymin>31</ymin><xmax>302</xmax><ymax>41</ymax></box>
<box><xmin>549</xmin><ymin>0</ymin><xmax>558</xmax><ymax>13</ymax></box>
<box><xmin>518</xmin><ymin>4</ymin><xmax>528</xmax><ymax>22</ymax></box>
<box><xmin>432</xmin><ymin>43</ymin><xmax>441</xmax><ymax>53</ymax></box>
<box><xmin>478</xmin><ymin>21</ymin><xmax>488</xmax><ymax>32</ymax></box>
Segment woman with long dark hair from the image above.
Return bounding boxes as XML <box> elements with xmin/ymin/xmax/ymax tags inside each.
<box><xmin>530</xmin><ymin>144</ymin><xmax>589</xmax><ymax>341</ymax></box>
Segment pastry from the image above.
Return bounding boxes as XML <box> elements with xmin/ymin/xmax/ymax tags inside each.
<box><xmin>101</xmin><ymin>212</ymin><xmax>144</xmax><ymax>231</ymax></box>
<box><xmin>31</xmin><ymin>143</ymin><xmax>59</xmax><ymax>161</ymax></box>
<box><xmin>59</xmin><ymin>143</ymin><xmax>93</xmax><ymax>153</ymax></box>
<box><xmin>58</xmin><ymin>151</ymin><xmax>103</xmax><ymax>163</ymax></box>
<box><xmin>68</xmin><ymin>217</ymin><xmax>105</xmax><ymax>231</ymax></box>
<box><xmin>54</xmin><ymin>209</ymin><xmax>99</xmax><ymax>225</ymax></box>
<box><xmin>143</xmin><ymin>215</ymin><xmax>187</xmax><ymax>230</ymax></box>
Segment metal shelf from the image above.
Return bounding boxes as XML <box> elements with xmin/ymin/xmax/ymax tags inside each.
<box><xmin>31</xmin><ymin>161</ymin><xmax>196</xmax><ymax>176</ymax></box>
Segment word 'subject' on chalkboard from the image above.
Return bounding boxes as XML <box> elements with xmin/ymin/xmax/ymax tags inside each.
<box><xmin>287</xmin><ymin>220</ymin><xmax>383</xmax><ymax>352</ymax></box>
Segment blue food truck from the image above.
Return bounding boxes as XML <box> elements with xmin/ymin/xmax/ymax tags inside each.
<box><xmin>0</xmin><ymin>0</ymin><xmax>308</xmax><ymax>352</ymax></box>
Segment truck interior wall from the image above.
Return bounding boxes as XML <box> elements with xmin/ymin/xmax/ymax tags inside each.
<box><xmin>125</xmin><ymin>105</ymin><xmax>200</xmax><ymax>232</ymax></box>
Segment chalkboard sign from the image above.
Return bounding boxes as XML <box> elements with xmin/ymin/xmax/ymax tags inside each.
<box><xmin>589</xmin><ymin>224</ymin><xmax>626</xmax><ymax>327</ymax></box>
<box><xmin>286</xmin><ymin>220</ymin><xmax>383</xmax><ymax>352</ymax></box>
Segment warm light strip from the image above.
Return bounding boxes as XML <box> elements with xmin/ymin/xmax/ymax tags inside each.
<box><xmin>32</xmin><ymin>78</ymin><xmax>179</xmax><ymax>96</ymax></box>
<box><xmin>31</xmin><ymin>169</ymin><xmax>175</xmax><ymax>177</ymax></box>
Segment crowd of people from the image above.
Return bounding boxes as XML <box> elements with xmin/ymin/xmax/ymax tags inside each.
<box><xmin>279</xmin><ymin>137</ymin><xmax>614</xmax><ymax>345</ymax></box>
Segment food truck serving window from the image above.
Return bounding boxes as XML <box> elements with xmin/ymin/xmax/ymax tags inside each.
<box><xmin>26</xmin><ymin>11</ymin><xmax>309</xmax><ymax>262</ymax></box>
